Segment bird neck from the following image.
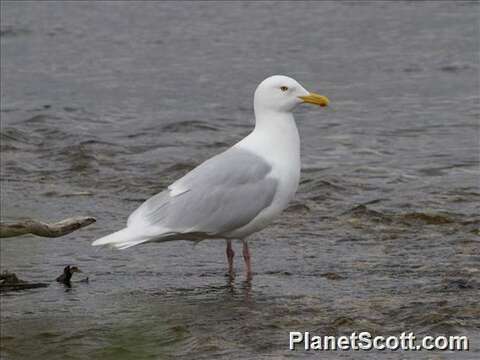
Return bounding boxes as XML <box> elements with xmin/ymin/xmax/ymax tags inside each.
<box><xmin>239</xmin><ymin>109</ymin><xmax>300</xmax><ymax>164</ymax></box>
<box><xmin>255</xmin><ymin>110</ymin><xmax>299</xmax><ymax>139</ymax></box>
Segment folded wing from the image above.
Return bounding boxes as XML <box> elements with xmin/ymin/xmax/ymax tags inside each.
<box><xmin>93</xmin><ymin>147</ymin><xmax>278</xmax><ymax>249</ymax></box>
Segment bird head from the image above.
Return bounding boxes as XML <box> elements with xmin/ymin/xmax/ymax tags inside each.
<box><xmin>254</xmin><ymin>75</ymin><xmax>329</xmax><ymax>114</ymax></box>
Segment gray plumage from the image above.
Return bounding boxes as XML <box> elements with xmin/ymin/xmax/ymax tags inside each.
<box><xmin>92</xmin><ymin>147</ymin><xmax>279</xmax><ymax>249</ymax></box>
<box><xmin>126</xmin><ymin>147</ymin><xmax>277</xmax><ymax>238</ymax></box>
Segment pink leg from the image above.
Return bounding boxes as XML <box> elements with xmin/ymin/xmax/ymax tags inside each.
<box><xmin>226</xmin><ymin>240</ymin><xmax>235</xmax><ymax>276</ymax></box>
<box><xmin>242</xmin><ymin>240</ymin><xmax>252</xmax><ymax>280</ymax></box>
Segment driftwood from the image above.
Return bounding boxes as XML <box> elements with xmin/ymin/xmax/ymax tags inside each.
<box><xmin>0</xmin><ymin>216</ymin><xmax>96</xmax><ymax>238</ymax></box>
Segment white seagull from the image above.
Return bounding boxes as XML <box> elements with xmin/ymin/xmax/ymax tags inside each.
<box><xmin>92</xmin><ymin>75</ymin><xmax>329</xmax><ymax>278</ymax></box>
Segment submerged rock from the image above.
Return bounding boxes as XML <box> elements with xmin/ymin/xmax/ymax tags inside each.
<box><xmin>442</xmin><ymin>277</ymin><xmax>479</xmax><ymax>291</ymax></box>
<box><xmin>320</xmin><ymin>272</ymin><xmax>346</xmax><ymax>281</ymax></box>
<box><xmin>343</xmin><ymin>204</ymin><xmax>392</xmax><ymax>223</ymax></box>
<box><xmin>399</xmin><ymin>212</ymin><xmax>454</xmax><ymax>225</ymax></box>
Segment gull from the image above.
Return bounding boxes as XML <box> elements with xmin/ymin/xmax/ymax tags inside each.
<box><xmin>92</xmin><ymin>75</ymin><xmax>329</xmax><ymax>279</ymax></box>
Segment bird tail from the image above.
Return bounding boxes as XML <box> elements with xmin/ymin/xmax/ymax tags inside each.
<box><xmin>92</xmin><ymin>228</ymin><xmax>151</xmax><ymax>250</ymax></box>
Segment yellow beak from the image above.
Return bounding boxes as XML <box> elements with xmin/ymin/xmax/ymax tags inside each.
<box><xmin>298</xmin><ymin>92</ymin><xmax>330</xmax><ymax>107</ymax></box>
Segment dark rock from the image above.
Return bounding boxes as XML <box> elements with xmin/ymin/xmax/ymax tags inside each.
<box><xmin>0</xmin><ymin>271</ymin><xmax>48</xmax><ymax>292</ymax></box>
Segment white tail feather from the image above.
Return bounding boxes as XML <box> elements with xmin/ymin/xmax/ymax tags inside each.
<box><xmin>92</xmin><ymin>228</ymin><xmax>150</xmax><ymax>249</ymax></box>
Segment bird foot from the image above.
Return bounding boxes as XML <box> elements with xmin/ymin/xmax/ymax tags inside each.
<box><xmin>225</xmin><ymin>269</ymin><xmax>236</xmax><ymax>280</ymax></box>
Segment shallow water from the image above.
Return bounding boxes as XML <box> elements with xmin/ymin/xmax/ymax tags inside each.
<box><xmin>1</xmin><ymin>1</ymin><xmax>479</xmax><ymax>359</ymax></box>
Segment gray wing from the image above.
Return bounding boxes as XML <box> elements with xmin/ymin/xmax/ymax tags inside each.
<box><xmin>127</xmin><ymin>147</ymin><xmax>277</xmax><ymax>236</ymax></box>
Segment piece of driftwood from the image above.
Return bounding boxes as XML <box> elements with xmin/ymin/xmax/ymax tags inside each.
<box><xmin>0</xmin><ymin>216</ymin><xmax>96</xmax><ymax>238</ymax></box>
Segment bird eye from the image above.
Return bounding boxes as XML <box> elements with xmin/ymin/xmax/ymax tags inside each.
<box><xmin>280</xmin><ymin>86</ymin><xmax>289</xmax><ymax>92</ymax></box>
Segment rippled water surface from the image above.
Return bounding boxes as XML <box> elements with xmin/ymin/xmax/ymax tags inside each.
<box><xmin>1</xmin><ymin>1</ymin><xmax>479</xmax><ymax>359</ymax></box>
